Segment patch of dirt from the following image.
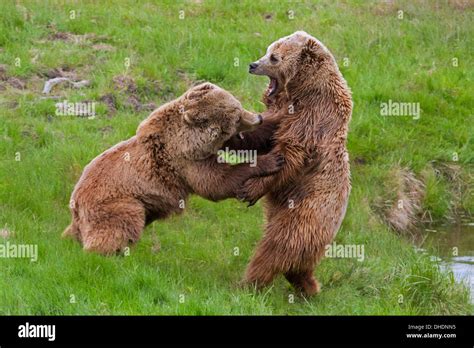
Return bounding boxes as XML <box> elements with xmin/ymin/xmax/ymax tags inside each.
<box><xmin>377</xmin><ymin>167</ymin><xmax>425</xmax><ymax>235</ymax></box>
<box><xmin>141</xmin><ymin>102</ymin><xmax>157</xmax><ymax>111</ymax></box>
<box><xmin>3</xmin><ymin>100</ymin><xmax>19</xmax><ymax>109</ymax></box>
<box><xmin>41</xmin><ymin>67</ymin><xmax>77</xmax><ymax>80</ymax></box>
<box><xmin>263</xmin><ymin>13</ymin><xmax>273</xmax><ymax>21</ymax></box>
<box><xmin>372</xmin><ymin>0</ymin><xmax>397</xmax><ymax>16</ymax></box>
<box><xmin>427</xmin><ymin>161</ymin><xmax>470</xmax><ymax>221</ymax></box>
<box><xmin>110</xmin><ymin>75</ymin><xmax>160</xmax><ymax>113</ymax></box>
<box><xmin>448</xmin><ymin>0</ymin><xmax>474</xmax><ymax>10</ymax></box>
<box><xmin>92</xmin><ymin>43</ymin><xmax>115</xmax><ymax>52</ymax></box>
<box><xmin>0</xmin><ymin>226</ymin><xmax>12</xmax><ymax>239</ymax></box>
<box><xmin>139</xmin><ymin>79</ymin><xmax>161</xmax><ymax>96</ymax></box>
<box><xmin>21</xmin><ymin>128</ymin><xmax>40</xmax><ymax>141</ymax></box>
<box><xmin>125</xmin><ymin>95</ymin><xmax>157</xmax><ymax>112</ymax></box>
<box><xmin>113</xmin><ymin>75</ymin><xmax>137</xmax><ymax>94</ymax></box>
<box><xmin>42</xmin><ymin>30</ymin><xmax>114</xmax><ymax>62</ymax></box>
<box><xmin>353</xmin><ymin>157</ymin><xmax>367</xmax><ymax>165</ymax></box>
<box><xmin>125</xmin><ymin>94</ymin><xmax>141</xmax><ymax>111</ymax></box>
<box><xmin>432</xmin><ymin>161</ymin><xmax>462</xmax><ymax>182</ymax></box>
<box><xmin>48</xmin><ymin>31</ymin><xmax>107</xmax><ymax>44</ymax></box>
<box><xmin>99</xmin><ymin>125</ymin><xmax>114</xmax><ymax>136</ymax></box>
<box><xmin>0</xmin><ymin>64</ymin><xmax>8</xmax><ymax>80</ymax></box>
<box><xmin>0</xmin><ymin>65</ymin><xmax>27</xmax><ymax>90</ymax></box>
<box><xmin>7</xmin><ymin>77</ymin><xmax>26</xmax><ymax>90</ymax></box>
<box><xmin>99</xmin><ymin>93</ymin><xmax>117</xmax><ymax>117</ymax></box>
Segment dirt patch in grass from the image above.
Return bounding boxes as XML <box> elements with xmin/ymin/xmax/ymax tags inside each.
<box><xmin>99</xmin><ymin>125</ymin><xmax>114</xmax><ymax>137</ymax></box>
<box><xmin>372</xmin><ymin>0</ymin><xmax>398</xmax><ymax>16</ymax></box>
<box><xmin>112</xmin><ymin>75</ymin><xmax>137</xmax><ymax>94</ymax></box>
<box><xmin>353</xmin><ymin>156</ymin><xmax>367</xmax><ymax>166</ymax></box>
<box><xmin>376</xmin><ymin>162</ymin><xmax>472</xmax><ymax>234</ymax></box>
<box><xmin>0</xmin><ymin>226</ymin><xmax>12</xmax><ymax>239</ymax></box>
<box><xmin>263</xmin><ymin>13</ymin><xmax>274</xmax><ymax>21</ymax></box>
<box><xmin>125</xmin><ymin>94</ymin><xmax>156</xmax><ymax>112</ymax></box>
<box><xmin>448</xmin><ymin>0</ymin><xmax>474</xmax><ymax>10</ymax></box>
<box><xmin>0</xmin><ymin>65</ymin><xmax>27</xmax><ymax>90</ymax></box>
<box><xmin>99</xmin><ymin>93</ymin><xmax>117</xmax><ymax>117</ymax></box>
<box><xmin>6</xmin><ymin>77</ymin><xmax>26</xmax><ymax>90</ymax></box>
<box><xmin>41</xmin><ymin>28</ymin><xmax>116</xmax><ymax>57</ymax></box>
<box><xmin>0</xmin><ymin>64</ymin><xmax>8</xmax><ymax>80</ymax></box>
<box><xmin>48</xmin><ymin>31</ymin><xmax>109</xmax><ymax>44</ymax></box>
<box><xmin>92</xmin><ymin>43</ymin><xmax>115</xmax><ymax>52</ymax></box>
<box><xmin>425</xmin><ymin>161</ymin><xmax>472</xmax><ymax>221</ymax></box>
<box><xmin>103</xmin><ymin>75</ymin><xmax>159</xmax><ymax>114</ymax></box>
<box><xmin>40</xmin><ymin>66</ymin><xmax>78</xmax><ymax>80</ymax></box>
<box><xmin>375</xmin><ymin>166</ymin><xmax>425</xmax><ymax>235</ymax></box>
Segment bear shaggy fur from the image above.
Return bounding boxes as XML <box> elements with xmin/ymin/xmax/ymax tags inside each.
<box><xmin>225</xmin><ymin>31</ymin><xmax>352</xmax><ymax>296</ymax></box>
<box><xmin>63</xmin><ymin>83</ymin><xmax>283</xmax><ymax>255</ymax></box>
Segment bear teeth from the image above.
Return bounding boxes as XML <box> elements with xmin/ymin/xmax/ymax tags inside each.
<box><xmin>268</xmin><ymin>78</ymin><xmax>278</xmax><ymax>96</ymax></box>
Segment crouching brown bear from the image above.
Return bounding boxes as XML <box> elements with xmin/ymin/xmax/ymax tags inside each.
<box><xmin>63</xmin><ymin>83</ymin><xmax>284</xmax><ymax>255</ymax></box>
<box><xmin>225</xmin><ymin>31</ymin><xmax>352</xmax><ymax>296</ymax></box>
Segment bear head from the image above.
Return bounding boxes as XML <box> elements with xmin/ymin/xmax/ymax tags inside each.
<box><xmin>248</xmin><ymin>31</ymin><xmax>339</xmax><ymax>100</ymax></box>
<box><xmin>137</xmin><ymin>83</ymin><xmax>262</xmax><ymax>160</ymax></box>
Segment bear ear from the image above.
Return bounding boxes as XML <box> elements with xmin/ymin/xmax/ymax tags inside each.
<box><xmin>182</xmin><ymin>83</ymin><xmax>217</xmax><ymax>125</ymax></box>
<box><xmin>183</xmin><ymin>111</ymin><xmax>195</xmax><ymax>125</ymax></box>
<box><xmin>186</xmin><ymin>82</ymin><xmax>217</xmax><ymax>100</ymax></box>
<box><xmin>183</xmin><ymin>107</ymin><xmax>208</xmax><ymax>126</ymax></box>
<box><xmin>300</xmin><ymin>38</ymin><xmax>320</xmax><ymax>62</ymax></box>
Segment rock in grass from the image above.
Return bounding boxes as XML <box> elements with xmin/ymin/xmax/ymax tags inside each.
<box><xmin>42</xmin><ymin>77</ymin><xmax>90</xmax><ymax>94</ymax></box>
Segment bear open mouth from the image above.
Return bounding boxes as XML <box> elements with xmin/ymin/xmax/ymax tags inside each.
<box><xmin>267</xmin><ymin>77</ymin><xmax>278</xmax><ymax>96</ymax></box>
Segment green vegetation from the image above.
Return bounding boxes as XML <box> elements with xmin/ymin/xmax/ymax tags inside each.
<box><xmin>0</xmin><ymin>0</ymin><xmax>472</xmax><ymax>314</ymax></box>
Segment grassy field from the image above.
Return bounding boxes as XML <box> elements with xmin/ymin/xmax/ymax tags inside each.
<box><xmin>0</xmin><ymin>0</ymin><xmax>472</xmax><ymax>315</ymax></box>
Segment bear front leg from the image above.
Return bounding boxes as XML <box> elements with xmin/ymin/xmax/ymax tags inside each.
<box><xmin>236</xmin><ymin>175</ymin><xmax>273</xmax><ymax>207</ymax></box>
<box><xmin>222</xmin><ymin>118</ymin><xmax>279</xmax><ymax>154</ymax></box>
<box><xmin>238</xmin><ymin>142</ymin><xmax>308</xmax><ymax>206</ymax></box>
<box><xmin>183</xmin><ymin>153</ymin><xmax>284</xmax><ymax>202</ymax></box>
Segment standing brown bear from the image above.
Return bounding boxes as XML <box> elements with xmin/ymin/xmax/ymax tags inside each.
<box><xmin>63</xmin><ymin>83</ymin><xmax>284</xmax><ymax>255</ymax></box>
<box><xmin>226</xmin><ymin>31</ymin><xmax>352</xmax><ymax>296</ymax></box>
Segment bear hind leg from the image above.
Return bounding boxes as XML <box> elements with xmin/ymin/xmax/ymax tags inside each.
<box><xmin>82</xmin><ymin>200</ymin><xmax>145</xmax><ymax>256</ymax></box>
<box><xmin>284</xmin><ymin>269</ymin><xmax>320</xmax><ymax>297</ymax></box>
<box><xmin>244</xmin><ymin>237</ymin><xmax>281</xmax><ymax>289</ymax></box>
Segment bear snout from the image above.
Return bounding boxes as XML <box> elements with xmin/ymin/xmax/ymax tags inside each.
<box><xmin>249</xmin><ymin>62</ymin><xmax>259</xmax><ymax>73</ymax></box>
<box><xmin>239</xmin><ymin>111</ymin><xmax>263</xmax><ymax>132</ymax></box>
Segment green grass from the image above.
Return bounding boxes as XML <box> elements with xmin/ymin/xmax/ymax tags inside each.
<box><xmin>0</xmin><ymin>0</ymin><xmax>472</xmax><ymax>315</ymax></box>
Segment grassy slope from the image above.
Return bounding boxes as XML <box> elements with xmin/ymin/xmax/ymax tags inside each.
<box><xmin>0</xmin><ymin>0</ymin><xmax>472</xmax><ymax>314</ymax></box>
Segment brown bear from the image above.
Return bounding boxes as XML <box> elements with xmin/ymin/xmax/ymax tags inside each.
<box><xmin>225</xmin><ymin>31</ymin><xmax>352</xmax><ymax>296</ymax></box>
<box><xmin>63</xmin><ymin>82</ymin><xmax>284</xmax><ymax>255</ymax></box>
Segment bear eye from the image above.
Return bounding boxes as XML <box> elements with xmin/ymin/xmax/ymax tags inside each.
<box><xmin>270</xmin><ymin>54</ymin><xmax>279</xmax><ymax>63</ymax></box>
